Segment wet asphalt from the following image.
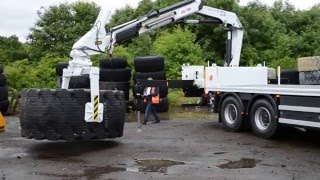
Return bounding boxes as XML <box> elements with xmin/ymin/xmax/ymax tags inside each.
<box><xmin>1</xmin><ymin>115</ymin><xmax>320</xmax><ymax>180</ymax></box>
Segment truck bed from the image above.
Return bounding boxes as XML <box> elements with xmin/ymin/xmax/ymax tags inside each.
<box><xmin>209</xmin><ymin>84</ymin><xmax>320</xmax><ymax>97</ymax></box>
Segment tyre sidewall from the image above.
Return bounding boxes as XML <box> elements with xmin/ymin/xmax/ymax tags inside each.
<box><xmin>220</xmin><ymin>96</ymin><xmax>243</xmax><ymax>132</ymax></box>
<box><xmin>250</xmin><ymin>99</ymin><xmax>278</xmax><ymax>139</ymax></box>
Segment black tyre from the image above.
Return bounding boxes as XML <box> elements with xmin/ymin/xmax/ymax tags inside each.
<box><xmin>100</xmin><ymin>82</ymin><xmax>130</xmax><ymax>101</ymax></box>
<box><xmin>0</xmin><ymin>74</ymin><xmax>6</xmax><ymax>87</ymax></box>
<box><xmin>0</xmin><ymin>64</ymin><xmax>3</xmax><ymax>74</ymax></box>
<box><xmin>56</xmin><ymin>62</ymin><xmax>69</xmax><ymax>76</ymax></box>
<box><xmin>100</xmin><ymin>58</ymin><xmax>128</xmax><ymax>69</ymax></box>
<box><xmin>250</xmin><ymin>99</ymin><xmax>278</xmax><ymax>139</ymax></box>
<box><xmin>133</xmin><ymin>71</ymin><xmax>166</xmax><ymax>83</ymax></box>
<box><xmin>134</xmin><ymin>56</ymin><xmax>165</xmax><ymax>72</ymax></box>
<box><xmin>0</xmin><ymin>86</ymin><xmax>8</xmax><ymax>101</ymax></box>
<box><xmin>220</xmin><ymin>96</ymin><xmax>244</xmax><ymax>132</ymax></box>
<box><xmin>100</xmin><ymin>68</ymin><xmax>131</xmax><ymax>82</ymax></box>
<box><xmin>155</xmin><ymin>97</ymin><xmax>169</xmax><ymax>113</ymax></box>
<box><xmin>0</xmin><ymin>100</ymin><xmax>9</xmax><ymax>114</ymax></box>
<box><xmin>20</xmin><ymin>89</ymin><xmax>126</xmax><ymax>141</ymax></box>
<box><xmin>56</xmin><ymin>76</ymin><xmax>91</xmax><ymax>89</ymax></box>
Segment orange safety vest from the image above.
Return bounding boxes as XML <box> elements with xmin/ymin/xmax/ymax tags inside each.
<box><xmin>144</xmin><ymin>87</ymin><xmax>160</xmax><ymax>104</ymax></box>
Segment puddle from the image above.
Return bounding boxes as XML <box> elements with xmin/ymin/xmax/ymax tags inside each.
<box><xmin>35</xmin><ymin>160</ymin><xmax>185</xmax><ymax>179</ymax></box>
<box><xmin>36</xmin><ymin>166</ymin><xmax>125</xmax><ymax>180</ymax></box>
<box><xmin>83</xmin><ymin>166</ymin><xmax>125</xmax><ymax>180</ymax></box>
<box><xmin>135</xmin><ymin>159</ymin><xmax>185</xmax><ymax>174</ymax></box>
<box><xmin>218</xmin><ymin>158</ymin><xmax>261</xmax><ymax>169</ymax></box>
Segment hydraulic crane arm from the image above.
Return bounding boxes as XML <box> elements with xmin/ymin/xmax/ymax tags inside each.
<box><xmin>70</xmin><ymin>0</ymin><xmax>243</xmax><ymax>66</ymax></box>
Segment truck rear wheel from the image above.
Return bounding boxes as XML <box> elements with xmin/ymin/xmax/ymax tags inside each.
<box><xmin>20</xmin><ymin>89</ymin><xmax>126</xmax><ymax>141</ymax></box>
<box><xmin>250</xmin><ymin>99</ymin><xmax>278</xmax><ymax>139</ymax></box>
<box><xmin>220</xmin><ymin>96</ymin><xmax>244</xmax><ymax>132</ymax></box>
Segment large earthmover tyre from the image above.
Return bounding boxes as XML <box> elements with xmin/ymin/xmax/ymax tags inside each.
<box><xmin>133</xmin><ymin>71</ymin><xmax>166</xmax><ymax>83</ymax></box>
<box><xmin>99</xmin><ymin>58</ymin><xmax>128</xmax><ymax>69</ymax></box>
<box><xmin>0</xmin><ymin>74</ymin><xmax>6</xmax><ymax>87</ymax></box>
<box><xmin>134</xmin><ymin>56</ymin><xmax>165</xmax><ymax>72</ymax></box>
<box><xmin>100</xmin><ymin>68</ymin><xmax>131</xmax><ymax>82</ymax></box>
<box><xmin>20</xmin><ymin>89</ymin><xmax>126</xmax><ymax>141</ymax></box>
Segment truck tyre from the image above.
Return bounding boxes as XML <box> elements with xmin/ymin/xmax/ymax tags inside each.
<box><xmin>20</xmin><ymin>89</ymin><xmax>126</xmax><ymax>141</ymax></box>
<box><xmin>0</xmin><ymin>64</ymin><xmax>3</xmax><ymax>74</ymax></box>
<box><xmin>220</xmin><ymin>96</ymin><xmax>244</xmax><ymax>132</ymax></box>
<box><xmin>56</xmin><ymin>62</ymin><xmax>69</xmax><ymax>76</ymax></box>
<box><xmin>133</xmin><ymin>71</ymin><xmax>166</xmax><ymax>83</ymax></box>
<box><xmin>134</xmin><ymin>56</ymin><xmax>165</xmax><ymax>72</ymax></box>
<box><xmin>100</xmin><ymin>82</ymin><xmax>130</xmax><ymax>101</ymax></box>
<box><xmin>0</xmin><ymin>86</ymin><xmax>8</xmax><ymax>101</ymax></box>
<box><xmin>100</xmin><ymin>58</ymin><xmax>128</xmax><ymax>69</ymax></box>
<box><xmin>100</xmin><ymin>68</ymin><xmax>131</xmax><ymax>82</ymax></box>
<box><xmin>0</xmin><ymin>74</ymin><xmax>6</xmax><ymax>87</ymax></box>
<box><xmin>0</xmin><ymin>100</ymin><xmax>9</xmax><ymax>114</ymax></box>
<box><xmin>250</xmin><ymin>99</ymin><xmax>278</xmax><ymax>139</ymax></box>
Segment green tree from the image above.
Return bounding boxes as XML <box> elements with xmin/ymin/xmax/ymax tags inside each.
<box><xmin>152</xmin><ymin>27</ymin><xmax>204</xmax><ymax>79</ymax></box>
<box><xmin>28</xmin><ymin>2</ymin><xmax>100</xmax><ymax>59</ymax></box>
<box><xmin>0</xmin><ymin>36</ymin><xmax>28</xmax><ymax>64</ymax></box>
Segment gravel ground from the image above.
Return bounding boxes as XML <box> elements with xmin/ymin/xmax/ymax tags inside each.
<box><xmin>1</xmin><ymin>115</ymin><xmax>320</xmax><ymax>180</ymax></box>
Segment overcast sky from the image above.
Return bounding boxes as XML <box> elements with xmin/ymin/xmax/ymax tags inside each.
<box><xmin>0</xmin><ymin>0</ymin><xmax>319</xmax><ymax>42</ymax></box>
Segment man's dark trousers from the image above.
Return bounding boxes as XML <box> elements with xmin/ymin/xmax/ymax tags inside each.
<box><xmin>144</xmin><ymin>101</ymin><xmax>160</xmax><ymax>123</ymax></box>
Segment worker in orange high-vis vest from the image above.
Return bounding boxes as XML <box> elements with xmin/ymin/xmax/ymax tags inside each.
<box><xmin>142</xmin><ymin>78</ymin><xmax>160</xmax><ymax>124</ymax></box>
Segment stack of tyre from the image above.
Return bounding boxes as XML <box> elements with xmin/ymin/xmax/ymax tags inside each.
<box><xmin>298</xmin><ymin>56</ymin><xmax>320</xmax><ymax>85</ymax></box>
<box><xmin>133</xmin><ymin>56</ymin><xmax>169</xmax><ymax>113</ymax></box>
<box><xmin>0</xmin><ymin>64</ymin><xmax>9</xmax><ymax>114</ymax></box>
<box><xmin>99</xmin><ymin>58</ymin><xmax>131</xmax><ymax>102</ymax></box>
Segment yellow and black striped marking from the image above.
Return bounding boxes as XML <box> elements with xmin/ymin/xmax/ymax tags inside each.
<box><xmin>94</xmin><ymin>95</ymin><xmax>99</xmax><ymax>121</ymax></box>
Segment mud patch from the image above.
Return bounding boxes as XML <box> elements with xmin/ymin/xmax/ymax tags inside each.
<box><xmin>135</xmin><ymin>159</ymin><xmax>185</xmax><ymax>174</ymax></box>
<box><xmin>218</xmin><ymin>158</ymin><xmax>261</xmax><ymax>169</ymax></box>
<box><xmin>83</xmin><ymin>166</ymin><xmax>125</xmax><ymax>180</ymax></box>
<box><xmin>36</xmin><ymin>166</ymin><xmax>125</xmax><ymax>180</ymax></box>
